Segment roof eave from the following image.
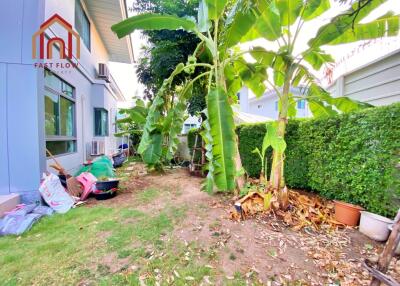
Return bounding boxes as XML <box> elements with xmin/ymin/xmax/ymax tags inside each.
<box><xmin>84</xmin><ymin>0</ymin><xmax>134</xmax><ymax>64</ymax></box>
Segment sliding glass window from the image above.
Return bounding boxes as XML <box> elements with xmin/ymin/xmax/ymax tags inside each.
<box><xmin>44</xmin><ymin>70</ymin><xmax>76</xmax><ymax>156</ymax></box>
<box><xmin>94</xmin><ymin>108</ymin><xmax>109</xmax><ymax>137</ymax></box>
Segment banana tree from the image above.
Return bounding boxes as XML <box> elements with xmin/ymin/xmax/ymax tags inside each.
<box><xmin>116</xmin><ymin>99</ymin><xmax>148</xmax><ymax>134</ymax></box>
<box><xmin>111</xmin><ymin>0</ymin><xmax>273</xmax><ymax>192</ymax></box>
<box><xmin>237</xmin><ymin>0</ymin><xmax>399</xmax><ymax>206</ymax></box>
<box><xmin>115</xmin><ymin>99</ymin><xmax>149</xmax><ymax>158</ymax></box>
<box><xmin>252</xmin><ymin>121</ymin><xmax>286</xmax><ymax>181</ymax></box>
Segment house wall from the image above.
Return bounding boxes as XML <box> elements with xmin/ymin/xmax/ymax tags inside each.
<box><xmin>0</xmin><ymin>0</ymin><xmax>125</xmax><ymax>199</ymax></box>
<box><xmin>0</xmin><ymin>0</ymin><xmax>46</xmax><ymax>201</ymax></box>
<box><xmin>248</xmin><ymin>95</ymin><xmax>279</xmax><ymax>119</ymax></box>
<box><xmin>0</xmin><ymin>64</ymin><xmax>8</xmax><ymax>195</ymax></box>
<box><xmin>240</xmin><ymin>87</ymin><xmax>311</xmax><ymax>120</ymax></box>
<box><xmin>239</xmin><ymin>87</ymin><xmax>250</xmax><ymax>113</ymax></box>
<box><xmin>181</xmin><ymin>116</ymin><xmax>201</xmax><ymax>134</ymax></box>
<box><xmin>328</xmin><ymin>51</ymin><xmax>400</xmax><ymax>106</ymax></box>
<box><xmin>91</xmin><ymin>84</ymin><xmax>119</xmax><ymax>155</ymax></box>
<box><xmin>44</xmin><ymin>0</ymin><xmax>110</xmax><ymax>79</ymax></box>
<box><xmin>42</xmin><ymin>0</ymin><xmax>123</xmax><ymax>174</ymax></box>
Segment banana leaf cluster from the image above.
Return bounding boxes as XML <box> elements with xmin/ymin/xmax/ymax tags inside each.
<box><xmin>112</xmin><ymin>0</ymin><xmax>399</xmax><ymax>193</ymax></box>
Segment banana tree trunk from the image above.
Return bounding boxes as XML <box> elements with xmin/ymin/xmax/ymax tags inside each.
<box><xmin>235</xmin><ymin>138</ymin><xmax>245</xmax><ymax>194</ymax></box>
<box><xmin>269</xmin><ymin>116</ymin><xmax>287</xmax><ymax>189</ymax></box>
<box><xmin>269</xmin><ymin>73</ymin><xmax>291</xmax><ymax>209</ymax></box>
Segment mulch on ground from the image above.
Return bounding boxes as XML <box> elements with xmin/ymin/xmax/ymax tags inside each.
<box><xmin>88</xmin><ymin>163</ymin><xmax>400</xmax><ymax>285</ymax></box>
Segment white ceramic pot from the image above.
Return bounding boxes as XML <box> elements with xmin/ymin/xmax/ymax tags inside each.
<box><xmin>388</xmin><ymin>224</ymin><xmax>400</xmax><ymax>255</ymax></box>
<box><xmin>359</xmin><ymin>211</ymin><xmax>393</xmax><ymax>241</ymax></box>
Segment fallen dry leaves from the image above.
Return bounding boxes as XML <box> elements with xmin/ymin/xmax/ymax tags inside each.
<box><xmin>231</xmin><ymin>189</ymin><xmax>345</xmax><ymax>231</ymax></box>
<box><xmin>227</xmin><ymin>187</ymin><xmax>400</xmax><ymax>285</ymax></box>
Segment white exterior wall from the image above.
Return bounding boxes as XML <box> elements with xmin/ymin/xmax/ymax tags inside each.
<box><xmin>44</xmin><ymin>0</ymin><xmax>109</xmax><ymax>79</ymax></box>
<box><xmin>0</xmin><ymin>0</ymin><xmax>130</xmax><ymax>199</ymax></box>
<box><xmin>248</xmin><ymin>95</ymin><xmax>278</xmax><ymax>118</ymax></box>
<box><xmin>42</xmin><ymin>0</ymin><xmax>124</xmax><ymax>174</ymax></box>
<box><xmin>239</xmin><ymin>86</ymin><xmax>250</xmax><ymax>113</ymax></box>
<box><xmin>181</xmin><ymin>116</ymin><xmax>201</xmax><ymax>134</ymax></box>
<box><xmin>239</xmin><ymin>87</ymin><xmax>311</xmax><ymax>120</ymax></box>
<box><xmin>0</xmin><ymin>0</ymin><xmax>46</xmax><ymax>200</ymax></box>
<box><xmin>328</xmin><ymin>51</ymin><xmax>400</xmax><ymax>106</ymax></box>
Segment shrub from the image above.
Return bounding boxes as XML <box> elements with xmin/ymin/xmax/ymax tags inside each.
<box><xmin>187</xmin><ymin>128</ymin><xmax>202</xmax><ymax>162</ymax></box>
<box><xmin>236</xmin><ymin>123</ymin><xmax>269</xmax><ymax>178</ymax></box>
<box><xmin>238</xmin><ymin>103</ymin><xmax>400</xmax><ymax>216</ymax></box>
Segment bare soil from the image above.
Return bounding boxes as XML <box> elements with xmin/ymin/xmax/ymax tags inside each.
<box><xmin>91</xmin><ymin>163</ymin><xmax>400</xmax><ymax>285</ymax></box>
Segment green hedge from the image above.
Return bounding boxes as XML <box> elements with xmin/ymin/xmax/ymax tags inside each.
<box><xmin>237</xmin><ymin>103</ymin><xmax>400</xmax><ymax>216</ymax></box>
<box><xmin>187</xmin><ymin>128</ymin><xmax>202</xmax><ymax>162</ymax></box>
<box><xmin>236</xmin><ymin>123</ymin><xmax>271</xmax><ymax>178</ymax></box>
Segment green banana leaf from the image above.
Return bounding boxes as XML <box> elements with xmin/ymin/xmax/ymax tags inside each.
<box><xmin>301</xmin><ymin>0</ymin><xmax>330</xmax><ymax>21</ymax></box>
<box><xmin>205</xmin><ymin>0</ymin><xmax>228</xmax><ymax>20</ymax></box>
<box><xmin>111</xmin><ymin>13</ymin><xmax>197</xmax><ymax>39</ymax></box>
<box><xmin>207</xmin><ymin>87</ymin><xmax>236</xmax><ymax>191</ymax></box>
<box><xmin>308</xmin><ymin>0</ymin><xmax>388</xmax><ymax>48</ymax></box>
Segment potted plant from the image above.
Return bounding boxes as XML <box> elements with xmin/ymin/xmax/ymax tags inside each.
<box><xmin>334</xmin><ymin>200</ymin><xmax>363</xmax><ymax>226</ymax></box>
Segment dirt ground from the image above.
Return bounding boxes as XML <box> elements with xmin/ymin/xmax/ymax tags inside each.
<box><xmin>92</xmin><ymin>162</ymin><xmax>400</xmax><ymax>285</ymax></box>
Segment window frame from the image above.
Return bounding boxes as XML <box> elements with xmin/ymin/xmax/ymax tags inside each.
<box><xmin>297</xmin><ymin>99</ymin><xmax>306</xmax><ymax>110</ymax></box>
<box><xmin>44</xmin><ymin>70</ymin><xmax>77</xmax><ymax>156</ymax></box>
<box><xmin>94</xmin><ymin>108</ymin><xmax>109</xmax><ymax>137</ymax></box>
<box><xmin>75</xmin><ymin>0</ymin><xmax>91</xmax><ymax>51</ymax></box>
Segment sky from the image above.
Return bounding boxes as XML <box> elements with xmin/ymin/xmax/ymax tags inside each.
<box><xmin>108</xmin><ymin>0</ymin><xmax>145</xmax><ymax>107</ymax></box>
<box><xmin>110</xmin><ymin>0</ymin><xmax>400</xmax><ymax>103</ymax></box>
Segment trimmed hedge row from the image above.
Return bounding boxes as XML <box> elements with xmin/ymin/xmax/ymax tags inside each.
<box><xmin>237</xmin><ymin>103</ymin><xmax>400</xmax><ymax>216</ymax></box>
<box><xmin>187</xmin><ymin>128</ymin><xmax>202</xmax><ymax>162</ymax></box>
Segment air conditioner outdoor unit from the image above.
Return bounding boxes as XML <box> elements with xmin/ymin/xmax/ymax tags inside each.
<box><xmin>98</xmin><ymin>63</ymin><xmax>110</xmax><ymax>82</ymax></box>
<box><xmin>91</xmin><ymin>140</ymin><xmax>105</xmax><ymax>156</ymax></box>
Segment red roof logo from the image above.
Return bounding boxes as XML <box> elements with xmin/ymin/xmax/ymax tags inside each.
<box><xmin>32</xmin><ymin>14</ymin><xmax>80</xmax><ymax>60</ymax></box>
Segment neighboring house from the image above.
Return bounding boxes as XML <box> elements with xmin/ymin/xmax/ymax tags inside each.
<box><xmin>238</xmin><ymin>86</ymin><xmax>311</xmax><ymax>119</ymax></box>
<box><xmin>239</xmin><ymin>50</ymin><xmax>400</xmax><ymax>119</ymax></box>
<box><xmin>182</xmin><ymin>116</ymin><xmax>201</xmax><ymax>134</ymax></box>
<box><xmin>232</xmin><ymin>106</ymin><xmax>272</xmax><ymax>124</ymax></box>
<box><xmin>326</xmin><ymin>50</ymin><xmax>400</xmax><ymax>106</ymax></box>
<box><xmin>0</xmin><ymin>0</ymin><xmax>134</xmax><ymax>201</ymax></box>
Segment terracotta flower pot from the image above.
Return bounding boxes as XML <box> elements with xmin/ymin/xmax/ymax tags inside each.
<box><xmin>334</xmin><ymin>200</ymin><xmax>363</xmax><ymax>226</ymax></box>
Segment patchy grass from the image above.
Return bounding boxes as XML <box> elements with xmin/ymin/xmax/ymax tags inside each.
<box><xmin>135</xmin><ymin>188</ymin><xmax>161</xmax><ymax>204</ymax></box>
<box><xmin>0</xmin><ymin>193</ymin><xmax>204</xmax><ymax>285</ymax></box>
<box><xmin>0</xmin><ymin>206</ymin><xmax>114</xmax><ymax>285</ymax></box>
<box><xmin>98</xmin><ymin>240</ymin><xmax>216</xmax><ymax>286</ymax></box>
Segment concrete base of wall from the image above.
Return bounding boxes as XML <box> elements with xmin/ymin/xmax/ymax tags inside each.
<box><xmin>12</xmin><ymin>191</ymin><xmax>42</xmax><ymax>205</ymax></box>
<box><xmin>0</xmin><ymin>194</ymin><xmax>20</xmax><ymax>217</ymax></box>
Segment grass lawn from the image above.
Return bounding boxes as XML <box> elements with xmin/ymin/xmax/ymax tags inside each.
<box><xmin>0</xmin><ymin>192</ymin><xmax>216</xmax><ymax>286</ymax></box>
<box><xmin>1</xmin><ymin>162</ymin><xmax>396</xmax><ymax>285</ymax></box>
<box><xmin>0</xmin><ymin>159</ymin><xmax>219</xmax><ymax>286</ymax></box>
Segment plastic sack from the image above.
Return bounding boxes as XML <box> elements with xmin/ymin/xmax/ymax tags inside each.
<box><xmin>74</xmin><ymin>156</ymin><xmax>115</xmax><ymax>179</ymax></box>
<box><xmin>0</xmin><ymin>213</ymin><xmax>43</xmax><ymax>236</ymax></box>
<box><xmin>39</xmin><ymin>173</ymin><xmax>74</xmax><ymax>214</ymax></box>
<box><xmin>0</xmin><ymin>204</ymin><xmax>54</xmax><ymax>236</ymax></box>
<box><xmin>112</xmin><ymin>152</ymin><xmax>126</xmax><ymax>168</ymax></box>
<box><xmin>32</xmin><ymin>205</ymin><xmax>55</xmax><ymax>216</ymax></box>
